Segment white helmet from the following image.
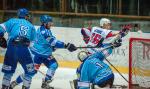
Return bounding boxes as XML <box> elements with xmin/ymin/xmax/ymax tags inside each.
<box><xmin>100</xmin><ymin>18</ymin><xmax>111</xmax><ymax>27</ymax></box>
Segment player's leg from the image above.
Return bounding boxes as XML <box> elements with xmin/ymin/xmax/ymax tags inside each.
<box><xmin>1</xmin><ymin>46</ymin><xmax>17</xmax><ymax>89</ymax></box>
<box><xmin>18</xmin><ymin>47</ymin><xmax>36</xmax><ymax>89</ymax></box>
<box><xmin>76</xmin><ymin>60</ymin><xmax>91</xmax><ymax>89</ymax></box>
<box><xmin>41</xmin><ymin>55</ymin><xmax>58</xmax><ymax>89</ymax></box>
<box><xmin>97</xmin><ymin>75</ymin><xmax>114</xmax><ymax>88</ymax></box>
<box><xmin>93</xmin><ymin>61</ymin><xmax>114</xmax><ymax>88</ymax></box>
<box><xmin>10</xmin><ymin>73</ymin><xmax>26</xmax><ymax>89</ymax></box>
<box><xmin>10</xmin><ymin>53</ymin><xmax>41</xmax><ymax>89</ymax></box>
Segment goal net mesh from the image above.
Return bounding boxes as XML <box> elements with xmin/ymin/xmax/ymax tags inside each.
<box><xmin>129</xmin><ymin>38</ymin><xmax>150</xmax><ymax>89</ymax></box>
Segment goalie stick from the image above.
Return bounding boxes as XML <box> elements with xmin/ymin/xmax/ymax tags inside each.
<box><xmin>105</xmin><ymin>58</ymin><xmax>129</xmax><ymax>83</ymax></box>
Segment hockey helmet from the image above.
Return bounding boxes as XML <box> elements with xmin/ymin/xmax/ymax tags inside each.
<box><xmin>100</xmin><ymin>18</ymin><xmax>111</xmax><ymax>27</ymax></box>
<box><xmin>40</xmin><ymin>15</ymin><xmax>53</xmax><ymax>24</ymax></box>
<box><xmin>17</xmin><ymin>8</ymin><xmax>29</xmax><ymax>18</ymax></box>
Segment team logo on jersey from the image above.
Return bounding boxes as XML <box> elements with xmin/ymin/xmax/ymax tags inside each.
<box><xmin>26</xmin><ymin>63</ymin><xmax>34</xmax><ymax>72</ymax></box>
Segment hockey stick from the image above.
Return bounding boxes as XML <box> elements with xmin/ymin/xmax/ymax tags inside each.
<box><xmin>36</xmin><ymin>69</ymin><xmax>47</xmax><ymax>77</ymax></box>
<box><xmin>77</xmin><ymin>45</ymin><xmax>114</xmax><ymax>49</ymax></box>
<box><xmin>76</xmin><ymin>46</ymin><xmax>102</xmax><ymax>49</ymax></box>
<box><xmin>104</xmin><ymin>58</ymin><xmax>129</xmax><ymax>83</ymax></box>
<box><xmin>35</xmin><ymin>68</ymin><xmax>50</xmax><ymax>79</ymax></box>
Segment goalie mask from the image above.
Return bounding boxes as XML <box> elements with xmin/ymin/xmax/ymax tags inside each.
<box><xmin>77</xmin><ymin>51</ymin><xmax>89</xmax><ymax>62</ymax></box>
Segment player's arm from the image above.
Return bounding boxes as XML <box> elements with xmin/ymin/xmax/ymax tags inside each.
<box><xmin>0</xmin><ymin>24</ymin><xmax>7</xmax><ymax>37</ymax></box>
<box><xmin>29</xmin><ymin>26</ymin><xmax>37</xmax><ymax>47</ymax></box>
<box><xmin>95</xmin><ymin>38</ymin><xmax>122</xmax><ymax>60</ymax></box>
<box><xmin>107</xmin><ymin>24</ymin><xmax>131</xmax><ymax>39</ymax></box>
<box><xmin>46</xmin><ymin>32</ymin><xmax>77</xmax><ymax>52</ymax></box>
<box><xmin>106</xmin><ymin>31</ymin><xmax>118</xmax><ymax>38</ymax></box>
<box><xmin>30</xmin><ymin>26</ymin><xmax>36</xmax><ymax>42</ymax></box>
<box><xmin>81</xmin><ymin>27</ymin><xmax>91</xmax><ymax>44</ymax></box>
<box><xmin>0</xmin><ymin>24</ymin><xmax>7</xmax><ymax>48</ymax></box>
<box><xmin>107</xmin><ymin>25</ymin><xmax>131</xmax><ymax>44</ymax></box>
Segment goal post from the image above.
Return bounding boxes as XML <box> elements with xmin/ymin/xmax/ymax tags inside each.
<box><xmin>129</xmin><ymin>38</ymin><xmax>150</xmax><ymax>89</ymax></box>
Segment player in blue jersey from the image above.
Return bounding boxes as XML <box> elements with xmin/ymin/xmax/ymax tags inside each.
<box><xmin>0</xmin><ymin>8</ymin><xmax>36</xmax><ymax>89</ymax></box>
<box><xmin>75</xmin><ymin>39</ymin><xmax>122</xmax><ymax>89</ymax></box>
<box><xmin>9</xmin><ymin>15</ymin><xmax>77</xmax><ymax>89</ymax></box>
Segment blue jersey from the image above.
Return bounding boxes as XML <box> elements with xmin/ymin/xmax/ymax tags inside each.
<box><xmin>0</xmin><ymin>18</ymin><xmax>36</xmax><ymax>43</ymax></box>
<box><xmin>77</xmin><ymin>44</ymin><xmax>114</xmax><ymax>89</ymax></box>
<box><xmin>31</xmin><ymin>26</ymin><xmax>65</xmax><ymax>56</ymax></box>
<box><xmin>1</xmin><ymin>18</ymin><xmax>36</xmax><ymax>75</ymax></box>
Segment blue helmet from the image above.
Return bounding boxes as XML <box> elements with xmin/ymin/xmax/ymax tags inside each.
<box><xmin>17</xmin><ymin>8</ymin><xmax>29</xmax><ymax>18</ymax></box>
<box><xmin>40</xmin><ymin>15</ymin><xmax>53</xmax><ymax>24</ymax></box>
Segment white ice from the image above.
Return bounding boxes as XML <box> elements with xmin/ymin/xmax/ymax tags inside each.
<box><xmin>0</xmin><ymin>64</ymin><xmax>128</xmax><ymax>89</ymax></box>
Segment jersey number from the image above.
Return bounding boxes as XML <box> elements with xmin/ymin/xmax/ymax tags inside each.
<box><xmin>90</xmin><ymin>33</ymin><xmax>102</xmax><ymax>45</ymax></box>
<box><xmin>19</xmin><ymin>25</ymin><xmax>28</xmax><ymax>36</ymax></box>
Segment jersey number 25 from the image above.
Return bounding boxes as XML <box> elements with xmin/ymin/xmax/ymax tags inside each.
<box><xmin>90</xmin><ymin>33</ymin><xmax>102</xmax><ymax>45</ymax></box>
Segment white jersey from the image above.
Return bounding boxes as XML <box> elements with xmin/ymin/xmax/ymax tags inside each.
<box><xmin>87</xmin><ymin>26</ymin><xmax>112</xmax><ymax>54</ymax></box>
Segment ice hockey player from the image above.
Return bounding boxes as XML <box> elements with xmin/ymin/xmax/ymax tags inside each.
<box><xmin>0</xmin><ymin>8</ymin><xmax>36</xmax><ymax>89</ymax></box>
<box><xmin>76</xmin><ymin>38</ymin><xmax>122</xmax><ymax>89</ymax></box>
<box><xmin>86</xmin><ymin>18</ymin><xmax>130</xmax><ymax>54</ymax></box>
<box><xmin>10</xmin><ymin>15</ymin><xmax>77</xmax><ymax>89</ymax></box>
<box><xmin>79</xmin><ymin>18</ymin><xmax>130</xmax><ymax>61</ymax></box>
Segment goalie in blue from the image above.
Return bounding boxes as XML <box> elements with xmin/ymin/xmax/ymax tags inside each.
<box><xmin>10</xmin><ymin>15</ymin><xmax>77</xmax><ymax>89</ymax></box>
<box><xmin>0</xmin><ymin>8</ymin><xmax>36</xmax><ymax>89</ymax></box>
<box><xmin>75</xmin><ymin>39</ymin><xmax>122</xmax><ymax>89</ymax></box>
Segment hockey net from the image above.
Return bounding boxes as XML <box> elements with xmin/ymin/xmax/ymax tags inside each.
<box><xmin>129</xmin><ymin>38</ymin><xmax>150</xmax><ymax>89</ymax></box>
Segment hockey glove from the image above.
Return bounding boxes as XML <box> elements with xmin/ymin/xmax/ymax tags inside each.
<box><xmin>111</xmin><ymin>38</ymin><xmax>122</xmax><ymax>48</ymax></box>
<box><xmin>65</xmin><ymin>43</ymin><xmax>77</xmax><ymax>52</ymax></box>
<box><xmin>0</xmin><ymin>37</ymin><xmax>7</xmax><ymax>48</ymax></box>
<box><xmin>51</xmin><ymin>46</ymin><xmax>56</xmax><ymax>52</ymax></box>
<box><xmin>120</xmin><ymin>25</ymin><xmax>131</xmax><ymax>38</ymax></box>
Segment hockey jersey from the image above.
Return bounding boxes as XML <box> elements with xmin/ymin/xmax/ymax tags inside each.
<box><xmin>0</xmin><ymin>18</ymin><xmax>36</xmax><ymax>44</ymax></box>
<box><xmin>30</xmin><ymin>25</ymin><xmax>65</xmax><ymax>56</ymax></box>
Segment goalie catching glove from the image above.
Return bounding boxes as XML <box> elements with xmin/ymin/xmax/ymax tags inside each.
<box><xmin>0</xmin><ymin>37</ymin><xmax>7</xmax><ymax>48</ymax></box>
<box><xmin>65</xmin><ymin>43</ymin><xmax>77</xmax><ymax>52</ymax></box>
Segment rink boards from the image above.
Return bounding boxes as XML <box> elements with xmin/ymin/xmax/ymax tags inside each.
<box><xmin>0</xmin><ymin>26</ymin><xmax>150</xmax><ymax>75</ymax></box>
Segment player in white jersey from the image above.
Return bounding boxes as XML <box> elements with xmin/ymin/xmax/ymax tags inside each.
<box><xmin>79</xmin><ymin>18</ymin><xmax>117</xmax><ymax>61</ymax></box>
<box><xmin>81</xmin><ymin>18</ymin><xmax>130</xmax><ymax>55</ymax></box>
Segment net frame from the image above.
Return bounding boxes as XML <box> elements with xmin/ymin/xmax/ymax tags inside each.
<box><xmin>129</xmin><ymin>38</ymin><xmax>150</xmax><ymax>89</ymax></box>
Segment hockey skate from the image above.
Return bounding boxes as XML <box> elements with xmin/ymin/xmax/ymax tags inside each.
<box><xmin>41</xmin><ymin>79</ymin><xmax>54</xmax><ymax>89</ymax></box>
<box><xmin>1</xmin><ymin>85</ymin><xmax>9</xmax><ymax>89</ymax></box>
<box><xmin>22</xmin><ymin>85</ymin><xmax>29</xmax><ymax>89</ymax></box>
<box><xmin>10</xmin><ymin>81</ymin><xmax>18</xmax><ymax>89</ymax></box>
